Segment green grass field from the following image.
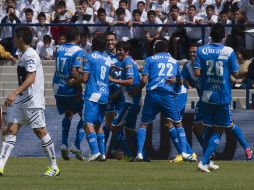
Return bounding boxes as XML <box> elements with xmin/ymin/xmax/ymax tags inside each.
<box><xmin>0</xmin><ymin>158</ymin><xmax>254</xmax><ymax>190</ymax></box>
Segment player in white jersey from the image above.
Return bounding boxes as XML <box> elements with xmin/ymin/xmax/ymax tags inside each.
<box><xmin>0</xmin><ymin>26</ymin><xmax>60</xmax><ymax>177</ymax></box>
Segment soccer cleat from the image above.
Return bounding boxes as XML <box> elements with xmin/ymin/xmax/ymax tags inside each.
<box><xmin>245</xmin><ymin>148</ymin><xmax>253</xmax><ymax>161</ymax></box>
<box><xmin>99</xmin><ymin>154</ymin><xmax>106</xmax><ymax>161</ymax></box>
<box><xmin>70</xmin><ymin>148</ymin><xmax>85</xmax><ymax>161</ymax></box>
<box><xmin>88</xmin><ymin>153</ymin><xmax>101</xmax><ymax>162</ymax></box>
<box><xmin>0</xmin><ymin>168</ymin><xmax>4</xmax><ymax>176</ymax></box>
<box><xmin>197</xmin><ymin>161</ymin><xmax>211</xmax><ymax>173</ymax></box>
<box><xmin>134</xmin><ymin>153</ymin><xmax>144</xmax><ymax>162</ymax></box>
<box><xmin>43</xmin><ymin>167</ymin><xmax>60</xmax><ymax>177</ymax></box>
<box><xmin>208</xmin><ymin>161</ymin><xmax>219</xmax><ymax>171</ymax></box>
<box><xmin>61</xmin><ymin>145</ymin><xmax>70</xmax><ymax>161</ymax></box>
<box><xmin>192</xmin><ymin>153</ymin><xmax>198</xmax><ymax>162</ymax></box>
<box><xmin>182</xmin><ymin>152</ymin><xmax>196</xmax><ymax>162</ymax></box>
<box><xmin>169</xmin><ymin>154</ymin><xmax>183</xmax><ymax>163</ymax></box>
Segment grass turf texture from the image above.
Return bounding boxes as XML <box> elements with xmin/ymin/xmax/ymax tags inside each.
<box><xmin>0</xmin><ymin>158</ymin><xmax>254</xmax><ymax>190</ymax></box>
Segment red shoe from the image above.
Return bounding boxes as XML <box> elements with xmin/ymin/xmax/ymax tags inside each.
<box><xmin>245</xmin><ymin>148</ymin><xmax>253</xmax><ymax>161</ymax></box>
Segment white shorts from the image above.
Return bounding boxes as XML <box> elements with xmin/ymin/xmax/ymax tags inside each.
<box><xmin>7</xmin><ymin>104</ymin><xmax>46</xmax><ymax>129</ymax></box>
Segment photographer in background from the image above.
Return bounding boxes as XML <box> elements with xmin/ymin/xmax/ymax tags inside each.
<box><xmin>0</xmin><ymin>6</ymin><xmax>21</xmax><ymax>56</ymax></box>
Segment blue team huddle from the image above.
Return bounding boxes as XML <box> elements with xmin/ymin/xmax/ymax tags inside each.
<box><xmin>52</xmin><ymin>24</ymin><xmax>253</xmax><ymax>173</ymax></box>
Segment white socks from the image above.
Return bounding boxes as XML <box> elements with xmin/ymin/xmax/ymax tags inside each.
<box><xmin>41</xmin><ymin>134</ymin><xmax>58</xmax><ymax>170</ymax></box>
<box><xmin>0</xmin><ymin>135</ymin><xmax>16</xmax><ymax>169</ymax></box>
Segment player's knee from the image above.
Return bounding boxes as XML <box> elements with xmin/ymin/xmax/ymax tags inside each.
<box><xmin>6</xmin><ymin>123</ymin><xmax>20</xmax><ymax>135</ymax></box>
<box><xmin>65</xmin><ymin>111</ymin><xmax>73</xmax><ymax>119</ymax></box>
<box><xmin>173</xmin><ymin>121</ymin><xmax>182</xmax><ymax>128</ymax></box>
<box><xmin>33</xmin><ymin>127</ymin><xmax>48</xmax><ymax>138</ymax></box>
<box><xmin>213</xmin><ymin>127</ymin><xmax>223</xmax><ymax>135</ymax></box>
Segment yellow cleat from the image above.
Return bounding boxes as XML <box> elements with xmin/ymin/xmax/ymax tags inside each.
<box><xmin>192</xmin><ymin>153</ymin><xmax>198</xmax><ymax>162</ymax></box>
<box><xmin>43</xmin><ymin>167</ymin><xmax>60</xmax><ymax>177</ymax></box>
<box><xmin>169</xmin><ymin>154</ymin><xmax>184</xmax><ymax>163</ymax></box>
<box><xmin>0</xmin><ymin>168</ymin><xmax>4</xmax><ymax>176</ymax></box>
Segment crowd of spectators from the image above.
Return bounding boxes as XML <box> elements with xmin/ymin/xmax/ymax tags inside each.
<box><xmin>0</xmin><ymin>0</ymin><xmax>254</xmax><ymax>84</ymax></box>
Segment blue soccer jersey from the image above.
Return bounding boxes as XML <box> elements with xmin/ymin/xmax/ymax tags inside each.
<box><xmin>181</xmin><ymin>61</ymin><xmax>202</xmax><ymax>98</ymax></box>
<box><xmin>120</xmin><ymin>56</ymin><xmax>141</xmax><ymax>105</ymax></box>
<box><xmin>53</xmin><ymin>43</ymin><xmax>84</xmax><ymax>96</ymax></box>
<box><xmin>83</xmin><ymin>51</ymin><xmax>112</xmax><ymax>104</ymax></box>
<box><xmin>143</xmin><ymin>52</ymin><xmax>181</xmax><ymax>93</ymax></box>
<box><xmin>194</xmin><ymin>43</ymin><xmax>239</xmax><ymax>105</ymax></box>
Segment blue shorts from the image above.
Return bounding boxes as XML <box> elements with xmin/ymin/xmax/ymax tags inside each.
<box><xmin>141</xmin><ymin>91</ymin><xmax>182</xmax><ymax>124</ymax></box>
<box><xmin>82</xmin><ymin>100</ymin><xmax>106</xmax><ymax>126</ymax></box>
<box><xmin>201</xmin><ymin>102</ymin><xmax>232</xmax><ymax>127</ymax></box>
<box><xmin>112</xmin><ymin>103</ymin><xmax>140</xmax><ymax>130</ymax></box>
<box><xmin>105</xmin><ymin>100</ymin><xmax>123</xmax><ymax>113</ymax></box>
<box><xmin>176</xmin><ymin>93</ymin><xmax>187</xmax><ymax>117</ymax></box>
<box><xmin>54</xmin><ymin>95</ymin><xmax>83</xmax><ymax>115</ymax></box>
<box><xmin>194</xmin><ymin>100</ymin><xmax>203</xmax><ymax>123</ymax></box>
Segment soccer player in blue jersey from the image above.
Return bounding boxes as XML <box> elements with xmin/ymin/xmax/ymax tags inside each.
<box><xmin>136</xmin><ymin>40</ymin><xmax>194</xmax><ymax>161</ymax></box>
<box><xmin>194</xmin><ymin>23</ymin><xmax>252</xmax><ymax>172</ymax></box>
<box><xmin>69</xmin><ymin>35</ymin><xmax>112</xmax><ymax>161</ymax></box>
<box><xmin>109</xmin><ymin>41</ymin><xmax>142</xmax><ymax>159</ymax></box>
<box><xmin>183</xmin><ymin>43</ymin><xmax>253</xmax><ymax>162</ymax></box>
<box><xmin>53</xmin><ymin>27</ymin><xmax>85</xmax><ymax>161</ymax></box>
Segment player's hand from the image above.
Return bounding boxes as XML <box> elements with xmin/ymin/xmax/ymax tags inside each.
<box><xmin>5</xmin><ymin>92</ymin><xmax>16</xmax><ymax>107</ymax></box>
<box><xmin>109</xmin><ymin>75</ymin><xmax>115</xmax><ymax>83</ymax></box>
<box><xmin>165</xmin><ymin>77</ymin><xmax>176</xmax><ymax>85</ymax></box>
<box><xmin>67</xmin><ymin>78</ymin><xmax>75</xmax><ymax>86</ymax></box>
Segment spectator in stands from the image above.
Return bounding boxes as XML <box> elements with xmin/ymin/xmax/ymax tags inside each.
<box><xmin>0</xmin><ymin>42</ymin><xmax>17</xmax><ymax>62</ymax></box>
<box><xmin>40</xmin><ymin>0</ymin><xmax>55</xmax><ymax>21</ymax></box>
<box><xmin>55</xmin><ymin>0</ymin><xmax>76</xmax><ymax>14</ymax></box>
<box><xmin>34</xmin><ymin>12</ymin><xmax>51</xmax><ymax>52</ymax></box>
<box><xmin>0</xmin><ymin>6</ymin><xmax>21</xmax><ymax>56</ymax></box>
<box><xmin>162</xmin><ymin>5</ymin><xmax>186</xmax><ymax>59</ymax></box>
<box><xmin>92</xmin><ymin>8</ymin><xmax>113</xmax><ymax>36</ymax></box>
<box><xmin>219</xmin><ymin>11</ymin><xmax>232</xmax><ymax>38</ymax></box>
<box><xmin>151</xmin><ymin>0</ymin><xmax>169</xmax><ymax>22</ymax></box>
<box><xmin>195</xmin><ymin>0</ymin><xmax>214</xmax><ymax>18</ymax></box>
<box><xmin>39</xmin><ymin>34</ymin><xmax>55</xmax><ymax>60</ymax></box>
<box><xmin>100</xmin><ymin>0</ymin><xmax>118</xmax><ymax>19</ymax></box>
<box><xmin>114</xmin><ymin>7</ymin><xmax>133</xmax><ymax>41</ymax></box>
<box><xmin>225</xmin><ymin>9</ymin><xmax>245</xmax><ymax>50</ymax></box>
<box><xmin>87</xmin><ymin>0</ymin><xmax>100</xmax><ymax>18</ymax></box>
<box><xmin>2</xmin><ymin>0</ymin><xmax>20</xmax><ymax>18</ymax></box>
<box><xmin>51</xmin><ymin>0</ymin><xmax>73</xmax><ymax>42</ymax></box>
<box><xmin>179</xmin><ymin>0</ymin><xmax>196</xmax><ymax>16</ymax></box>
<box><xmin>129</xmin><ymin>0</ymin><xmax>150</xmax><ymax>12</ymax></box>
<box><xmin>214</xmin><ymin>0</ymin><xmax>224</xmax><ymax>15</ymax></box>
<box><xmin>19</xmin><ymin>0</ymin><xmax>41</xmax><ymax>20</ymax></box>
<box><xmin>184</xmin><ymin>5</ymin><xmax>203</xmax><ymax>44</ymax></box>
<box><xmin>144</xmin><ymin>10</ymin><xmax>163</xmax><ymax>56</ymax></box>
<box><xmin>222</xmin><ymin>0</ymin><xmax>239</xmax><ymax>19</ymax></box>
<box><xmin>79</xmin><ymin>32</ymin><xmax>92</xmax><ymax>53</ymax></box>
<box><xmin>231</xmin><ymin>48</ymin><xmax>252</xmax><ymax>88</ymax></box>
<box><xmin>119</xmin><ymin>0</ymin><xmax>132</xmax><ymax>21</ymax></box>
<box><xmin>137</xmin><ymin>1</ymin><xmax>147</xmax><ymax>22</ymax></box>
<box><xmin>238</xmin><ymin>0</ymin><xmax>254</xmax><ymax>55</ymax></box>
<box><xmin>203</xmin><ymin>5</ymin><xmax>218</xmax><ymax>43</ymax></box>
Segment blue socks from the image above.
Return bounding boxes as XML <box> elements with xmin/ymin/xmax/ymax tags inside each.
<box><xmin>62</xmin><ymin>117</ymin><xmax>71</xmax><ymax>147</ymax></box>
<box><xmin>231</xmin><ymin>124</ymin><xmax>249</xmax><ymax>150</ymax></box>
<box><xmin>97</xmin><ymin>133</ymin><xmax>105</xmax><ymax>156</ymax></box>
<box><xmin>176</xmin><ymin>127</ymin><xmax>188</xmax><ymax>153</ymax></box>
<box><xmin>74</xmin><ymin>119</ymin><xmax>85</xmax><ymax>150</ymax></box>
<box><xmin>186</xmin><ymin>141</ymin><xmax>193</xmax><ymax>154</ymax></box>
<box><xmin>86</xmin><ymin>132</ymin><xmax>99</xmax><ymax>154</ymax></box>
<box><xmin>202</xmin><ymin>132</ymin><xmax>221</xmax><ymax>165</ymax></box>
<box><xmin>137</xmin><ymin>128</ymin><xmax>147</xmax><ymax>155</ymax></box>
<box><xmin>168</xmin><ymin>128</ymin><xmax>182</xmax><ymax>154</ymax></box>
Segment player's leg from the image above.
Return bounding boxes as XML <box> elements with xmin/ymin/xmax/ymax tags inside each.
<box><xmin>193</xmin><ymin>101</ymin><xmax>205</xmax><ymax>149</ymax></box>
<box><xmin>103</xmin><ymin>103</ymin><xmax>115</xmax><ymax>146</ymax></box>
<box><xmin>136</xmin><ymin>94</ymin><xmax>158</xmax><ymax>161</ymax></box>
<box><xmin>27</xmin><ymin>108</ymin><xmax>59</xmax><ymax>176</ymax></box>
<box><xmin>230</xmin><ymin>122</ymin><xmax>253</xmax><ymax>160</ymax></box>
<box><xmin>83</xmin><ymin>101</ymin><xmax>100</xmax><ymax>161</ymax></box>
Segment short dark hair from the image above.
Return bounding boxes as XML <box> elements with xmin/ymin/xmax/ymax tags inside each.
<box><xmin>106</xmin><ymin>32</ymin><xmax>116</xmax><ymax>39</ymax></box>
<box><xmin>6</xmin><ymin>5</ymin><xmax>14</xmax><ymax>13</ymax></box>
<box><xmin>219</xmin><ymin>11</ymin><xmax>228</xmax><ymax>16</ymax></box>
<box><xmin>188</xmin><ymin>5</ymin><xmax>196</xmax><ymax>11</ymax></box>
<box><xmin>119</xmin><ymin>0</ymin><xmax>128</xmax><ymax>5</ymax></box>
<box><xmin>206</xmin><ymin>5</ymin><xmax>215</xmax><ymax>11</ymax></box>
<box><xmin>65</xmin><ymin>27</ymin><xmax>80</xmax><ymax>42</ymax></box>
<box><xmin>24</xmin><ymin>8</ymin><xmax>33</xmax><ymax>15</ymax></box>
<box><xmin>57</xmin><ymin>0</ymin><xmax>66</xmax><ymax>8</ymax></box>
<box><xmin>79</xmin><ymin>0</ymin><xmax>88</xmax><ymax>4</ymax></box>
<box><xmin>189</xmin><ymin>42</ymin><xmax>199</xmax><ymax>48</ymax></box>
<box><xmin>15</xmin><ymin>26</ymin><xmax>33</xmax><ymax>45</ymax></box>
<box><xmin>92</xmin><ymin>34</ymin><xmax>106</xmax><ymax>51</ymax></box>
<box><xmin>37</xmin><ymin>12</ymin><xmax>46</xmax><ymax>19</ymax></box>
<box><xmin>147</xmin><ymin>10</ymin><xmax>156</xmax><ymax>17</ymax></box>
<box><xmin>137</xmin><ymin>1</ymin><xmax>145</xmax><ymax>6</ymax></box>
<box><xmin>210</xmin><ymin>23</ymin><xmax>225</xmax><ymax>42</ymax></box>
<box><xmin>43</xmin><ymin>35</ymin><xmax>52</xmax><ymax>43</ymax></box>
<box><xmin>97</xmin><ymin>8</ymin><xmax>106</xmax><ymax>15</ymax></box>
<box><xmin>116</xmin><ymin>41</ymin><xmax>130</xmax><ymax>52</ymax></box>
<box><xmin>170</xmin><ymin>5</ymin><xmax>180</xmax><ymax>12</ymax></box>
<box><xmin>153</xmin><ymin>40</ymin><xmax>168</xmax><ymax>53</ymax></box>
<box><xmin>116</xmin><ymin>7</ymin><xmax>125</xmax><ymax>16</ymax></box>
<box><xmin>132</xmin><ymin>9</ymin><xmax>142</xmax><ymax>16</ymax></box>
